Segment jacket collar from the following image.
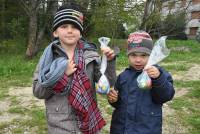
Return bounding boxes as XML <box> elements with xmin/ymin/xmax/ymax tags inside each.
<box><xmin>129</xmin><ymin>65</ymin><xmax>143</xmax><ymax>73</ymax></box>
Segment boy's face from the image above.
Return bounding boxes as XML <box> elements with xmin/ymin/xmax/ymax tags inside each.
<box><xmin>53</xmin><ymin>24</ymin><xmax>81</xmax><ymax>46</ymax></box>
<box><xmin>128</xmin><ymin>52</ymin><xmax>149</xmax><ymax>70</ymax></box>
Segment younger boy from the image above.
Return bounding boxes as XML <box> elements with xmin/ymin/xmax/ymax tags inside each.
<box><xmin>107</xmin><ymin>31</ymin><xmax>175</xmax><ymax>134</ymax></box>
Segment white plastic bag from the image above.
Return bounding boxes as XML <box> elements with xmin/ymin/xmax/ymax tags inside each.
<box><xmin>95</xmin><ymin>37</ymin><xmax>110</xmax><ymax>94</ymax></box>
<box><xmin>137</xmin><ymin>71</ymin><xmax>152</xmax><ymax>89</ymax></box>
<box><xmin>137</xmin><ymin>36</ymin><xmax>170</xmax><ymax>90</ymax></box>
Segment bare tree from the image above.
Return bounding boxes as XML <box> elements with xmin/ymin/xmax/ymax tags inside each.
<box><xmin>140</xmin><ymin>0</ymin><xmax>162</xmax><ymax>31</ymax></box>
<box><xmin>20</xmin><ymin>0</ymin><xmax>58</xmax><ymax>58</ymax></box>
<box><xmin>140</xmin><ymin>0</ymin><xmax>193</xmax><ymax>37</ymax></box>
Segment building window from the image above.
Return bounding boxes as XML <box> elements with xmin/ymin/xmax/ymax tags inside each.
<box><xmin>191</xmin><ymin>11</ymin><xmax>200</xmax><ymax>19</ymax></box>
<box><xmin>190</xmin><ymin>27</ymin><xmax>198</xmax><ymax>35</ymax></box>
<box><xmin>181</xmin><ymin>0</ymin><xmax>186</xmax><ymax>7</ymax></box>
<box><xmin>192</xmin><ymin>0</ymin><xmax>200</xmax><ymax>5</ymax></box>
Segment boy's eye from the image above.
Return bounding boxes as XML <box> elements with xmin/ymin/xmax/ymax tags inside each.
<box><xmin>60</xmin><ymin>24</ymin><xmax>76</xmax><ymax>29</ymax></box>
<box><xmin>129</xmin><ymin>53</ymin><xmax>148</xmax><ymax>57</ymax></box>
<box><xmin>60</xmin><ymin>25</ymin><xmax>67</xmax><ymax>28</ymax></box>
<box><xmin>71</xmin><ymin>25</ymin><xmax>75</xmax><ymax>28</ymax></box>
<box><xmin>141</xmin><ymin>54</ymin><xmax>148</xmax><ymax>57</ymax></box>
<box><xmin>129</xmin><ymin>53</ymin><xmax>136</xmax><ymax>57</ymax></box>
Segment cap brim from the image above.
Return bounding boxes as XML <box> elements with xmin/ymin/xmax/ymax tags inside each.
<box><xmin>127</xmin><ymin>47</ymin><xmax>151</xmax><ymax>55</ymax></box>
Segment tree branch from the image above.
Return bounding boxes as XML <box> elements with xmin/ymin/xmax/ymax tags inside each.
<box><xmin>20</xmin><ymin>0</ymin><xmax>31</xmax><ymax>16</ymax></box>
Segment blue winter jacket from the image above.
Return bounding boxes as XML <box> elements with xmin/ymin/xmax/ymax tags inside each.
<box><xmin>110</xmin><ymin>66</ymin><xmax>175</xmax><ymax>134</ymax></box>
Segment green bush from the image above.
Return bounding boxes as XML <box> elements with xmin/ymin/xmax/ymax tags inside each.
<box><xmin>146</xmin><ymin>11</ymin><xmax>187</xmax><ymax>40</ymax></box>
<box><xmin>161</xmin><ymin>11</ymin><xmax>187</xmax><ymax>39</ymax></box>
<box><xmin>7</xmin><ymin>17</ymin><xmax>28</xmax><ymax>39</ymax></box>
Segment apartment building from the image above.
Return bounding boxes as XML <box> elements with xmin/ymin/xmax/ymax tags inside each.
<box><xmin>161</xmin><ymin>0</ymin><xmax>200</xmax><ymax>39</ymax></box>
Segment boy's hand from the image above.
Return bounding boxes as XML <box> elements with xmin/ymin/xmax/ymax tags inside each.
<box><xmin>101</xmin><ymin>47</ymin><xmax>115</xmax><ymax>61</ymax></box>
<box><xmin>107</xmin><ymin>89</ymin><xmax>118</xmax><ymax>103</ymax></box>
<box><xmin>65</xmin><ymin>59</ymin><xmax>77</xmax><ymax>76</ymax></box>
<box><xmin>144</xmin><ymin>66</ymin><xmax>160</xmax><ymax>79</ymax></box>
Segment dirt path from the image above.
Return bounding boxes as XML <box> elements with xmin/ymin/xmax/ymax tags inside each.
<box><xmin>1</xmin><ymin>64</ymin><xmax>200</xmax><ymax>133</ymax></box>
<box><xmin>0</xmin><ymin>90</ymin><xmax>188</xmax><ymax>134</ymax></box>
<box><xmin>0</xmin><ymin>87</ymin><xmax>44</xmax><ymax>133</ymax></box>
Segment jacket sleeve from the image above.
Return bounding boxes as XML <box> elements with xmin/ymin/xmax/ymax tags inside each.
<box><xmin>33</xmin><ymin>64</ymin><xmax>70</xmax><ymax>99</ymax></box>
<box><xmin>105</xmin><ymin>59</ymin><xmax>117</xmax><ymax>87</ymax></box>
<box><xmin>93</xmin><ymin>57</ymin><xmax>117</xmax><ymax>88</ymax></box>
<box><xmin>105</xmin><ymin>47</ymin><xmax>119</xmax><ymax>87</ymax></box>
<box><xmin>32</xmin><ymin>64</ymin><xmax>53</xmax><ymax>99</ymax></box>
<box><xmin>151</xmin><ymin>68</ymin><xmax>175</xmax><ymax>104</ymax></box>
<box><xmin>108</xmin><ymin>74</ymin><xmax>120</xmax><ymax>108</ymax></box>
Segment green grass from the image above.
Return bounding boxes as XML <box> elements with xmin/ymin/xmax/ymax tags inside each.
<box><xmin>0</xmin><ymin>38</ymin><xmax>200</xmax><ymax>133</ymax></box>
<box><xmin>0</xmin><ymin>108</ymin><xmax>47</xmax><ymax>134</ymax></box>
<box><xmin>0</xmin><ymin>54</ymin><xmax>38</xmax><ymax>78</ymax></box>
<box><xmin>171</xmin><ymin>98</ymin><xmax>192</xmax><ymax>110</ymax></box>
<box><xmin>168</xmin><ymin>80</ymin><xmax>200</xmax><ymax>133</ymax></box>
<box><xmin>165</xmin><ymin>40</ymin><xmax>200</xmax><ymax>63</ymax></box>
<box><xmin>0</xmin><ymin>89</ymin><xmax>9</xmax><ymax>100</ymax></box>
<box><xmin>162</xmin><ymin>64</ymin><xmax>189</xmax><ymax>72</ymax></box>
<box><xmin>8</xmin><ymin>106</ymin><xmax>28</xmax><ymax>114</ymax></box>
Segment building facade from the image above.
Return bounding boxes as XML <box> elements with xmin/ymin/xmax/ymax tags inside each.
<box><xmin>161</xmin><ymin>0</ymin><xmax>200</xmax><ymax>39</ymax></box>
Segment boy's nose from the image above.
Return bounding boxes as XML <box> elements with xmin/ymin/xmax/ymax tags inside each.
<box><xmin>67</xmin><ymin>26</ymin><xmax>72</xmax><ymax>30</ymax></box>
<box><xmin>66</xmin><ymin>27</ymin><xmax>73</xmax><ymax>33</ymax></box>
<box><xmin>135</xmin><ymin>56</ymin><xmax>142</xmax><ymax>61</ymax></box>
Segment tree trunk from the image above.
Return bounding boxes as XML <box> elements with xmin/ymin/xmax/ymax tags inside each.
<box><xmin>140</xmin><ymin>0</ymin><xmax>154</xmax><ymax>30</ymax></box>
<box><xmin>26</xmin><ymin>12</ymin><xmax>38</xmax><ymax>58</ymax></box>
<box><xmin>1</xmin><ymin>0</ymin><xmax>5</xmax><ymax>39</ymax></box>
<box><xmin>35</xmin><ymin>0</ymin><xmax>58</xmax><ymax>49</ymax></box>
<box><xmin>24</xmin><ymin>0</ymin><xmax>58</xmax><ymax>58</ymax></box>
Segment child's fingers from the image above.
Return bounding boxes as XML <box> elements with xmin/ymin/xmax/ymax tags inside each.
<box><xmin>105</xmin><ymin>50</ymin><xmax>114</xmax><ymax>56</ymax></box>
<box><xmin>108</xmin><ymin>90</ymin><xmax>118</xmax><ymax>101</ymax></box>
<box><xmin>68</xmin><ymin>60</ymin><xmax>77</xmax><ymax>68</ymax></box>
<box><xmin>108</xmin><ymin>96</ymin><xmax>118</xmax><ymax>103</ymax></box>
<box><xmin>65</xmin><ymin>59</ymin><xmax>77</xmax><ymax>76</ymax></box>
<box><xmin>107</xmin><ymin>94</ymin><xmax>117</xmax><ymax>102</ymax></box>
<box><xmin>106</xmin><ymin>49</ymin><xmax>114</xmax><ymax>55</ymax></box>
<box><xmin>71</xmin><ymin>63</ymin><xmax>76</xmax><ymax>68</ymax></box>
<box><xmin>101</xmin><ymin>47</ymin><xmax>115</xmax><ymax>60</ymax></box>
<box><xmin>108</xmin><ymin>93</ymin><xmax>118</xmax><ymax>99</ymax></box>
<box><xmin>106</xmin><ymin>52</ymin><xmax>115</xmax><ymax>58</ymax></box>
<box><xmin>110</xmin><ymin>89</ymin><xmax>118</xmax><ymax>96</ymax></box>
<box><xmin>101</xmin><ymin>47</ymin><xmax>113</xmax><ymax>54</ymax></box>
<box><xmin>72</xmin><ymin>67</ymin><xmax>77</xmax><ymax>72</ymax></box>
<box><xmin>69</xmin><ymin>59</ymin><xmax>75</xmax><ymax>65</ymax></box>
<box><xmin>146</xmin><ymin>66</ymin><xmax>160</xmax><ymax>78</ymax></box>
<box><xmin>107</xmin><ymin>91</ymin><xmax>114</xmax><ymax>98</ymax></box>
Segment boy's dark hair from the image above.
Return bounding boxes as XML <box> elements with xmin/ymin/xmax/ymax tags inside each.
<box><xmin>53</xmin><ymin>3</ymin><xmax>84</xmax><ymax>33</ymax></box>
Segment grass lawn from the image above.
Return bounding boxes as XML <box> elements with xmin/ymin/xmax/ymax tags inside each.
<box><xmin>0</xmin><ymin>38</ymin><xmax>200</xmax><ymax>133</ymax></box>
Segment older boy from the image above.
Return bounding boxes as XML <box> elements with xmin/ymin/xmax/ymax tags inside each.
<box><xmin>33</xmin><ymin>3</ymin><xmax>116</xmax><ymax>134</ymax></box>
<box><xmin>107</xmin><ymin>31</ymin><xmax>175</xmax><ymax>134</ymax></box>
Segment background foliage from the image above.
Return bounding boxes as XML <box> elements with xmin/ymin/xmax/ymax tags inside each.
<box><xmin>0</xmin><ymin>0</ymin><xmax>190</xmax><ymax>58</ymax></box>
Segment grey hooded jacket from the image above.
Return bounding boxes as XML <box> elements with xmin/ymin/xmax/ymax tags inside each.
<box><xmin>33</xmin><ymin>44</ymin><xmax>117</xmax><ymax>134</ymax></box>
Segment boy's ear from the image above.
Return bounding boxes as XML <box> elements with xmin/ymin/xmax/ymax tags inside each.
<box><xmin>53</xmin><ymin>31</ymin><xmax>58</xmax><ymax>38</ymax></box>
